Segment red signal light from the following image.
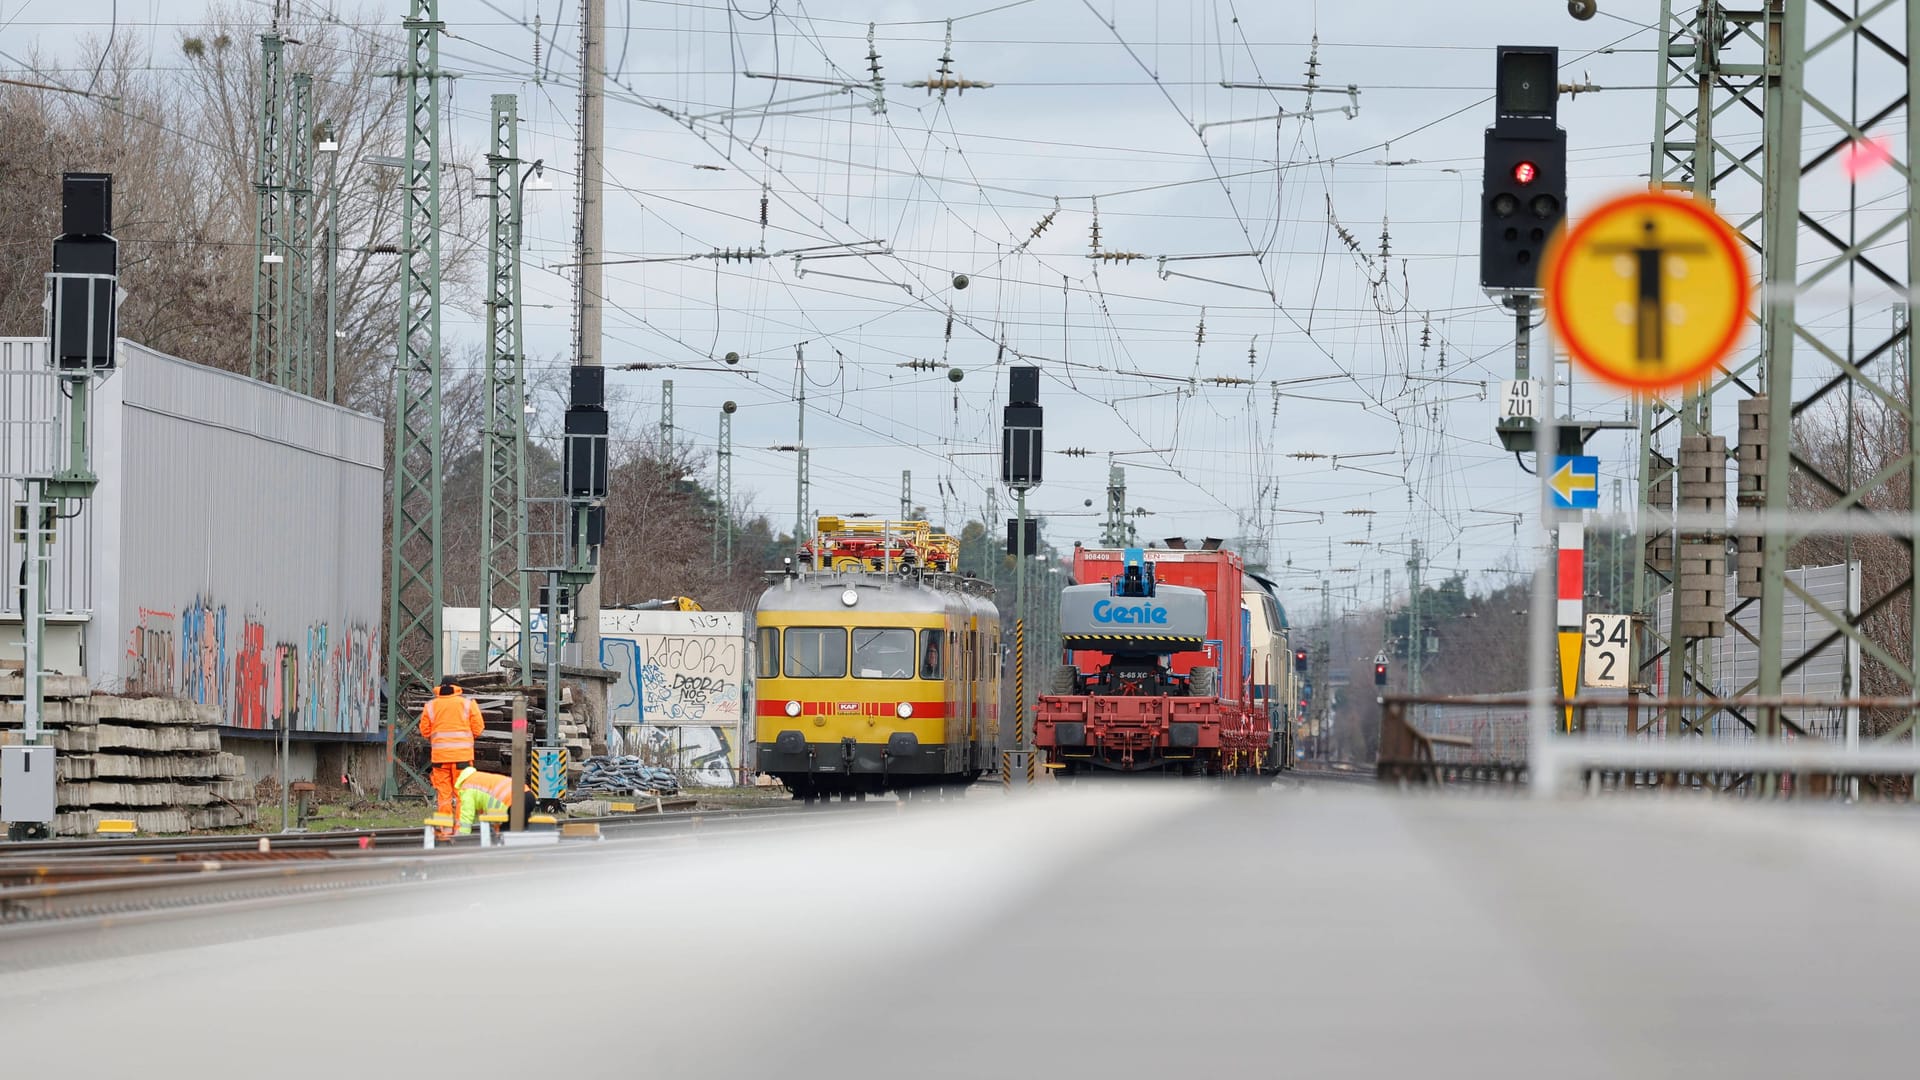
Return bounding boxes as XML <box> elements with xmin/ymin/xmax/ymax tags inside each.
<box><xmin>1512</xmin><ymin>161</ymin><xmax>1538</xmax><ymax>185</ymax></box>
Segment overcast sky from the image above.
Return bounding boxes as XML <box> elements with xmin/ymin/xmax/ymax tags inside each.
<box><xmin>10</xmin><ymin>0</ymin><xmax>1887</xmax><ymax>623</ymax></box>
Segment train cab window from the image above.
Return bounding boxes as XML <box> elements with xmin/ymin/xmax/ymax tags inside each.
<box><xmin>756</xmin><ymin>627</ymin><xmax>780</xmax><ymax>678</ymax></box>
<box><xmin>919</xmin><ymin>629</ymin><xmax>946</xmax><ymax>679</ymax></box>
<box><xmin>783</xmin><ymin>627</ymin><xmax>847</xmax><ymax>678</ymax></box>
<box><xmin>852</xmin><ymin>628</ymin><xmax>915</xmax><ymax>679</ymax></box>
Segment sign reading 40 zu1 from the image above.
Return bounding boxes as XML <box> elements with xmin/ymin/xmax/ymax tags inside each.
<box><xmin>1543</xmin><ymin>190</ymin><xmax>1752</xmax><ymax>394</ymax></box>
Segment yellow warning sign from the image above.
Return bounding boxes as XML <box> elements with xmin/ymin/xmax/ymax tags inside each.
<box><xmin>1544</xmin><ymin>190</ymin><xmax>1751</xmax><ymax>393</ymax></box>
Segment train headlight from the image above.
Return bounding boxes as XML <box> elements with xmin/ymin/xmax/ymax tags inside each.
<box><xmin>896</xmin><ymin>701</ymin><xmax>913</xmax><ymax>719</ymax></box>
<box><xmin>784</xmin><ymin>700</ymin><xmax>802</xmax><ymax>717</ymax></box>
<box><xmin>840</xmin><ymin>588</ymin><xmax>859</xmax><ymax>607</ymax></box>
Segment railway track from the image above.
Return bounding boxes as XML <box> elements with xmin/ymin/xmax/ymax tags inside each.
<box><xmin>1288</xmin><ymin>762</ymin><xmax>1378</xmax><ymax>785</ymax></box>
<box><xmin>0</xmin><ymin>800</ymin><xmax>885</xmax><ymax>930</ymax></box>
<box><xmin>0</xmin><ymin>796</ymin><xmax>721</xmax><ymax>859</ymax></box>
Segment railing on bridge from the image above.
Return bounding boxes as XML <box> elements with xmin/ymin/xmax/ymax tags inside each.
<box><xmin>1377</xmin><ymin>693</ymin><xmax>1920</xmax><ymax>798</ymax></box>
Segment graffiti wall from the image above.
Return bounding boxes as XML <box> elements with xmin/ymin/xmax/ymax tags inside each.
<box><xmin>605</xmin><ymin>616</ymin><xmax>744</xmax><ymax>786</ymax></box>
<box><xmin>610</xmin><ymin>723</ymin><xmax>738</xmax><ymax>787</ymax></box>
<box><xmin>443</xmin><ymin>608</ymin><xmax>751</xmax><ymax>783</ymax></box>
<box><xmin>86</xmin><ymin>341</ymin><xmax>385</xmax><ymax>738</ymax></box>
<box><xmin>121</xmin><ymin>600</ymin><xmax>381</xmax><ymax>736</ymax></box>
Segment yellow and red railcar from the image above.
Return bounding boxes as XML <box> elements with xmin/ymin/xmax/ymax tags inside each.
<box><xmin>753</xmin><ymin>566</ymin><xmax>1000</xmax><ymax>798</ymax></box>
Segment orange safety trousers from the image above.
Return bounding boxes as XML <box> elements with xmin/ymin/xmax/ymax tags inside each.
<box><xmin>431</xmin><ymin>762</ymin><xmax>466</xmax><ymax>820</ymax></box>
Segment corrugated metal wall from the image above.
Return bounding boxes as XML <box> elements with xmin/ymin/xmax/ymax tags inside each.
<box><xmin>109</xmin><ymin>342</ymin><xmax>384</xmax><ymax>737</ymax></box>
<box><xmin>0</xmin><ymin>338</ymin><xmax>384</xmax><ymax>738</ymax></box>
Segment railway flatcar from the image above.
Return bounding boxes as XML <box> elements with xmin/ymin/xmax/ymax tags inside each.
<box><xmin>1035</xmin><ymin>543</ymin><xmax>1273</xmax><ymax>776</ymax></box>
<box><xmin>752</xmin><ymin>557</ymin><xmax>1000</xmax><ymax>799</ymax></box>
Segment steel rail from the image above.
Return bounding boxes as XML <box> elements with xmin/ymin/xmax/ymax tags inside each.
<box><xmin>0</xmin><ymin>801</ymin><xmax>837</xmax><ymax>860</ymax></box>
<box><xmin>0</xmin><ymin>803</ymin><xmax>896</xmax><ymax>931</ymax></box>
<box><xmin>0</xmin><ymin>855</ymin><xmax>445</xmax><ymax>925</ymax></box>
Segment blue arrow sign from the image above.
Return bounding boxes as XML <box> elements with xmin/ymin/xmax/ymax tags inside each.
<box><xmin>1550</xmin><ymin>455</ymin><xmax>1600</xmax><ymax>510</ymax></box>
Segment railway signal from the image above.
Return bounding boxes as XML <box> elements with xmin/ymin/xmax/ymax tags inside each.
<box><xmin>1294</xmin><ymin>647</ymin><xmax>1309</xmax><ymax>673</ymax></box>
<box><xmin>1480</xmin><ymin>46</ymin><xmax>1565</xmax><ymax>292</ymax></box>
<box><xmin>1374</xmin><ymin>658</ymin><xmax>1389</xmax><ymax>687</ymax></box>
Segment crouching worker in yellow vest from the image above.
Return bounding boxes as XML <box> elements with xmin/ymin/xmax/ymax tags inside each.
<box><xmin>454</xmin><ymin>766</ymin><xmax>532</xmax><ymax>836</ymax></box>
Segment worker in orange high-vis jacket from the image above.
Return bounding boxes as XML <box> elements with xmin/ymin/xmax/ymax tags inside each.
<box><xmin>419</xmin><ymin>677</ymin><xmax>484</xmax><ymax>832</ymax></box>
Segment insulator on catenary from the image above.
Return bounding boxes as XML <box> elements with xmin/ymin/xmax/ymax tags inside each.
<box><xmin>532</xmin><ymin>14</ymin><xmax>543</xmax><ymax>80</ymax></box>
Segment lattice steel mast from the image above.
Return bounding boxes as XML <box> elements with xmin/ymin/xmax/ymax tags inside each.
<box><xmin>480</xmin><ymin>94</ymin><xmax>531</xmax><ymax>676</ymax></box>
<box><xmin>384</xmin><ymin>0</ymin><xmax>447</xmax><ymax>795</ymax></box>
<box><xmin>1754</xmin><ymin>0</ymin><xmax>1920</xmax><ymax>782</ymax></box>
<box><xmin>288</xmin><ymin>71</ymin><xmax>314</xmax><ymax>396</ymax></box>
<box><xmin>249</xmin><ymin>31</ymin><xmax>287</xmax><ymax>384</ymax></box>
<box><xmin>1630</xmin><ymin>1</ymin><xmax>1920</xmax><ymax>787</ymax></box>
<box><xmin>1633</xmin><ymin>2</ymin><xmax>1768</xmax><ymax>737</ymax></box>
<box><xmin>715</xmin><ymin>401</ymin><xmax>734</xmax><ymax>564</ymax></box>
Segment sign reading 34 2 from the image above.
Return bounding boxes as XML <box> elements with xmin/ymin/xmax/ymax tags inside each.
<box><xmin>1582</xmin><ymin>613</ymin><xmax>1631</xmax><ymax>689</ymax></box>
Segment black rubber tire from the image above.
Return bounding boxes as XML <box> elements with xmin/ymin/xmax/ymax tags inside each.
<box><xmin>1188</xmin><ymin>665</ymin><xmax>1218</xmax><ymax>697</ymax></box>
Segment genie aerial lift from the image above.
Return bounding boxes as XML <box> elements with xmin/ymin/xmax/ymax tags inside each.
<box><xmin>1034</xmin><ymin>545</ymin><xmax>1274</xmax><ymax>776</ymax></box>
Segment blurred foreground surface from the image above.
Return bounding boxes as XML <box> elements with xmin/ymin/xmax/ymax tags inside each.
<box><xmin>4</xmin><ymin>782</ymin><xmax>1919</xmax><ymax>1077</ymax></box>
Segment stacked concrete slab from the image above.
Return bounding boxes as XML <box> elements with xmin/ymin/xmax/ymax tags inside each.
<box><xmin>1735</xmin><ymin>396</ymin><xmax>1769</xmax><ymax>599</ymax></box>
<box><xmin>1675</xmin><ymin>434</ymin><xmax>1729</xmax><ymax>639</ymax></box>
<box><xmin>0</xmin><ymin>674</ymin><xmax>253</xmax><ymax>835</ymax></box>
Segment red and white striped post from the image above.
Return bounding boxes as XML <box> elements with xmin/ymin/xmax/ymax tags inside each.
<box><xmin>1556</xmin><ymin>521</ymin><xmax>1584</xmax><ymax>734</ymax></box>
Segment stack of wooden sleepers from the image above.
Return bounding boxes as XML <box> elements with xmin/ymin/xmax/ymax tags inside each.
<box><xmin>399</xmin><ymin>672</ymin><xmax>593</xmax><ymax>782</ymax></box>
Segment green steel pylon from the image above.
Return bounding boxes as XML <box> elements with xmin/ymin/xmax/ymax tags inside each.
<box><xmin>715</xmin><ymin>403</ymin><xmax>733</xmax><ymax>564</ymax></box>
<box><xmin>480</xmin><ymin>93</ymin><xmax>531</xmax><ymax>678</ymax></box>
<box><xmin>288</xmin><ymin>71</ymin><xmax>314</xmax><ymax>396</ymax></box>
<box><xmin>384</xmin><ymin>0</ymin><xmax>447</xmax><ymax>797</ymax></box>
<box><xmin>249</xmin><ymin>32</ymin><xmax>286</xmax><ymax>384</ymax></box>
<box><xmin>1632</xmin><ymin>1</ymin><xmax>1920</xmax><ymax>792</ymax></box>
<box><xmin>1633</xmin><ymin>2</ymin><xmax>1770</xmax><ymax>738</ymax></box>
<box><xmin>1754</xmin><ymin>1</ymin><xmax>1920</xmax><ymax>790</ymax></box>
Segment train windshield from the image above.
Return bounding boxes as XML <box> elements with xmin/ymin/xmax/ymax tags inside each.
<box><xmin>783</xmin><ymin>627</ymin><xmax>847</xmax><ymax>678</ymax></box>
<box><xmin>852</xmin><ymin>627</ymin><xmax>915</xmax><ymax>679</ymax></box>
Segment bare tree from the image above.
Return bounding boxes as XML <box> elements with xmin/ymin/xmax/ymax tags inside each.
<box><xmin>0</xmin><ymin>41</ymin><xmax>250</xmax><ymax>356</ymax></box>
<box><xmin>1793</xmin><ymin>393</ymin><xmax>1912</xmax><ymax>744</ymax></box>
<box><xmin>0</xmin><ymin>6</ymin><xmax>481</xmax><ymax>416</ymax></box>
<box><xmin>173</xmin><ymin>3</ymin><xmax>484</xmax><ymax>409</ymax></box>
<box><xmin>592</xmin><ymin>423</ymin><xmax>784</xmax><ymax>611</ymax></box>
